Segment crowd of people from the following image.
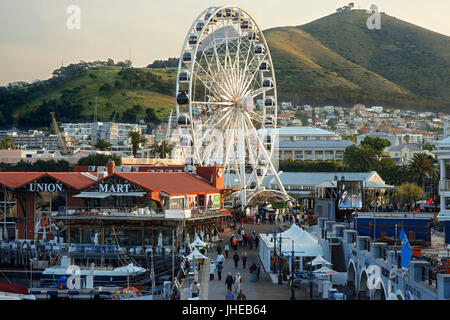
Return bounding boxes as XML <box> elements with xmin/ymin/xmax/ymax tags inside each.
<box><xmin>253</xmin><ymin>207</ymin><xmax>315</xmax><ymax>226</ymax></box>
<box><xmin>203</xmin><ymin>225</ymin><xmax>263</xmax><ymax>300</ymax></box>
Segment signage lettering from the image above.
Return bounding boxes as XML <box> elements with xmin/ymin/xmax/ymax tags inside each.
<box><xmin>29</xmin><ymin>183</ymin><xmax>63</xmax><ymax>193</ymax></box>
<box><xmin>98</xmin><ymin>183</ymin><xmax>130</xmax><ymax>193</ymax></box>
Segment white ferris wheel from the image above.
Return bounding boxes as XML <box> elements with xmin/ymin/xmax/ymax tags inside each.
<box><xmin>175</xmin><ymin>5</ymin><xmax>289</xmax><ymax>208</ymax></box>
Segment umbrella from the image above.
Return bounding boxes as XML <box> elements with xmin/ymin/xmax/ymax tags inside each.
<box><xmin>308</xmin><ymin>256</ymin><xmax>333</xmax><ymax>267</ymax></box>
<box><xmin>313</xmin><ymin>266</ymin><xmax>335</xmax><ymax>274</ymax></box>
<box><xmin>157</xmin><ymin>233</ymin><xmax>163</xmax><ymax>247</ymax></box>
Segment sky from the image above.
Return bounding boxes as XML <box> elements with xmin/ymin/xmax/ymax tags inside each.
<box><xmin>0</xmin><ymin>0</ymin><xmax>449</xmax><ymax>85</ymax></box>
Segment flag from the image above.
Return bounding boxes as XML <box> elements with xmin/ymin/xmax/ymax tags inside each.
<box><xmin>400</xmin><ymin>227</ymin><xmax>413</xmax><ymax>269</ymax></box>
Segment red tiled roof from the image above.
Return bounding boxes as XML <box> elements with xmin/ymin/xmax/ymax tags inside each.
<box><xmin>0</xmin><ymin>172</ymin><xmax>45</xmax><ymax>189</ymax></box>
<box><xmin>116</xmin><ymin>172</ymin><xmax>221</xmax><ymax>195</ymax></box>
<box><xmin>0</xmin><ymin>171</ymin><xmax>221</xmax><ymax>195</ymax></box>
<box><xmin>0</xmin><ymin>172</ymin><xmax>98</xmax><ymax>190</ymax></box>
<box><xmin>47</xmin><ymin>172</ymin><xmax>99</xmax><ymax>190</ymax></box>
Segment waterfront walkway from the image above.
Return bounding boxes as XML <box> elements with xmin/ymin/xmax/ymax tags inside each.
<box><xmin>201</xmin><ymin>222</ymin><xmax>308</xmax><ymax>300</ymax></box>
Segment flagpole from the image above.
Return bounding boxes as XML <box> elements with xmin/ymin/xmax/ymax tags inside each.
<box><xmin>394</xmin><ymin>224</ymin><xmax>398</xmax><ymax>267</ymax></box>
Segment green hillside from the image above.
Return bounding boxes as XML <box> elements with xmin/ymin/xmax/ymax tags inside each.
<box><xmin>264</xmin><ymin>27</ymin><xmax>411</xmax><ymax>106</ymax></box>
<box><xmin>298</xmin><ymin>9</ymin><xmax>450</xmax><ymax>101</ymax></box>
<box><xmin>0</xmin><ymin>65</ymin><xmax>176</xmax><ymax>129</ymax></box>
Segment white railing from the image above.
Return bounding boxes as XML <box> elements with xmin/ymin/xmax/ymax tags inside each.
<box><xmin>357</xmin><ymin>212</ymin><xmax>434</xmax><ymax>219</ymax></box>
<box><xmin>56</xmin><ymin>206</ymin><xmax>223</xmax><ymax>219</ymax></box>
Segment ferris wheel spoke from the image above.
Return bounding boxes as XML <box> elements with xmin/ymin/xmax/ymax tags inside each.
<box><xmin>250</xmin><ymin>86</ymin><xmax>273</xmax><ymax>98</ymax></box>
<box><xmin>193</xmin><ymin>62</ymin><xmax>233</xmax><ymax>101</ymax></box>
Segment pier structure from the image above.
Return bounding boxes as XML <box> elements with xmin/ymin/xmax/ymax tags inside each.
<box><xmin>314</xmin><ymin>216</ymin><xmax>450</xmax><ymax>300</ymax></box>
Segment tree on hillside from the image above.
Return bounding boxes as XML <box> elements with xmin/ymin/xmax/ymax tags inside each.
<box><xmin>343</xmin><ymin>145</ymin><xmax>379</xmax><ymax>172</ymax></box>
<box><xmin>122</xmin><ymin>105</ymin><xmax>143</xmax><ymax>123</ymax></box>
<box><xmin>0</xmin><ymin>137</ymin><xmax>17</xmax><ymax>150</ymax></box>
<box><xmin>77</xmin><ymin>154</ymin><xmax>122</xmax><ymax>166</ymax></box>
<box><xmin>128</xmin><ymin>130</ymin><xmax>147</xmax><ymax>158</ymax></box>
<box><xmin>378</xmin><ymin>158</ymin><xmax>409</xmax><ymax>186</ymax></box>
<box><xmin>145</xmin><ymin>108</ymin><xmax>158</xmax><ymax>123</ymax></box>
<box><xmin>408</xmin><ymin>152</ymin><xmax>436</xmax><ymax>188</ymax></box>
<box><xmin>396</xmin><ymin>182</ymin><xmax>424</xmax><ymax>208</ymax></box>
<box><xmin>93</xmin><ymin>138</ymin><xmax>112</xmax><ymax>151</ymax></box>
<box><xmin>360</xmin><ymin>136</ymin><xmax>391</xmax><ymax>158</ymax></box>
<box><xmin>404</xmin><ymin>135</ymin><xmax>410</xmax><ymax>144</ymax></box>
<box><xmin>153</xmin><ymin>140</ymin><xmax>174</xmax><ymax>159</ymax></box>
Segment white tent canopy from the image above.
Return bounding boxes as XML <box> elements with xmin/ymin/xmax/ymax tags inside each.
<box><xmin>190</xmin><ymin>236</ymin><xmax>207</xmax><ymax>248</ymax></box>
<box><xmin>313</xmin><ymin>266</ymin><xmax>335</xmax><ymax>274</ymax></box>
<box><xmin>185</xmin><ymin>247</ymin><xmax>208</xmax><ymax>260</ymax></box>
<box><xmin>308</xmin><ymin>256</ymin><xmax>333</xmax><ymax>267</ymax></box>
<box><xmin>278</xmin><ymin>224</ymin><xmax>323</xmax><ymax>257</ymax></box>
<box><xmin>258</xmin><ymin>224</ymin><xmax>323</xmax><ymax>273</ymax></box>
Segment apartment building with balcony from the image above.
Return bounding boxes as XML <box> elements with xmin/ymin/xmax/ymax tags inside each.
<box><xmin>264</xmin><ymin>127</ymin><xmax>353</xmax><ymax>161</ymax></box>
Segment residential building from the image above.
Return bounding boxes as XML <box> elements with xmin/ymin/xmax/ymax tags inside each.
<box><xmin>262</xmin><ymin>127</ymin><xmax>353</xmax><ymax>161</ymax></box>
<box><xmin>386</xmin><ymin>143</ymin><xmax>433</xmax><ymax>165</ymax></box>
<box><xmin>356</xmin><ymin>132</ymin><xmax>399</xmax><ymax>147</ymax></box>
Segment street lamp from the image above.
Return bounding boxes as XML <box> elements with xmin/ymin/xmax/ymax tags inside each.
<box><xmin>278</xmin><ymin>232</ymin><xmax>282</xmax><ymax>285</ymax></box>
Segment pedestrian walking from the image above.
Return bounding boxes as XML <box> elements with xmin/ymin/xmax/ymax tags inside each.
<box><xmin>216</xmin><ymin>261</ymin><xmax>223</xmax><ymax>280</ymax></box>
<box><xmin>255</xmin><ymin>235</ymin><xmax>259</xmax><ymax>249</ymax></box>
<box><xmin>234</xmin><ymin>273</ymin><xmax>242</xmax><ymax>295</ymax></box>
<box><xmin>225</xmin><ymin>288</ymin><xmax>234</xmax><ymax>300</ymax></box>
<box><xmin>289</xmin><ymin>273</ymin><xmax>296</xmax><ymax>299</ymax></box>
<box><xmin>242</xmin><ymin>251</ymin><xmax>247</xmax><ymax>269</ymax></box>
<box><xmin>243</xmin><ymin>233</ymin><xmax>248</xmax><ymax>247</ymax></box>
<box><xmin>233</xmin><ymin>251</ymin><xmax>240</xmax><ymax>268</ymax></box>
<box><xmin>217</xmin><ymin>253</ymin><xmax>225</xmax><ymax>264</ymax></box>
<box><xmin>236</xmin><ymin>290</ymin><xmax>247</xmax><ymax>300</ymax></box>
<box><xmin>250</xmin><ymin>262</ymin><xmax>257</xmax><ymax>282</ymax></box>
<box><xmin>191</xmin><ymin>281</ymin><xmax>200</xmax><ymax>298</ymax></box>
<box><xmin>224</xmin><ymin>244</ymin><xmax>230</xmax><ymax>258</ymax></box>
<box><xmin>231</xmin><ymin>237</ymin><xmax>238</xmax><ymax>251</ymax></box>
<box><xmin>209</xmin><ymin>261</ymin><xmax>216</xmax><ymax>280</ymax></box>
<box><xmin>256</xmin><ymin>263</ymin><xmax>261</xmax><ymax>281</ymax></box>
<box><xmin>225</xmin><ymin>272</ymin><xmax>234</xmax><ymax>291</ymax></box>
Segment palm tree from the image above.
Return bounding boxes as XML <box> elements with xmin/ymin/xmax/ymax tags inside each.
<box><xmin>128</xmin><ymin>130</ymin><xmax>147</xmax><ymax>158</ymax></box>
<box><xmin>343</xmin><ymin>145</ymin><xmax>378</xmax><ymax>172</ymax></box>
<box><xmin>93</xmin><ymin>138</ymin><xmax>111</xmax><ymax>151</ymax></box>
<box><xmin>408</xmin><ymin>152</ymin><xmax>435</xmax><ymax>188</ymax></box>
<box><xmin>154</xmin><ymin>140</ymin><xmax>174</xmax><ymax>159</ymax></box>
<box><xmin>0</xmin><ymin>137</ymin><xmax>16</xmax><ymax>150</ymax></box>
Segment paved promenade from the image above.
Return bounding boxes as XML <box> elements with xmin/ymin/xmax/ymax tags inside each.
<box><xmin>201</xmin><ymin>222</ymin><xmax>308</xmax><ymax>300</ymax></box>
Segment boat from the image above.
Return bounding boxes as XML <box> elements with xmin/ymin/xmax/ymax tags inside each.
<box><xmin>40</xmin><ymin>256</ymin><xmax>148</xmax><ymax>287</ymax></box>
